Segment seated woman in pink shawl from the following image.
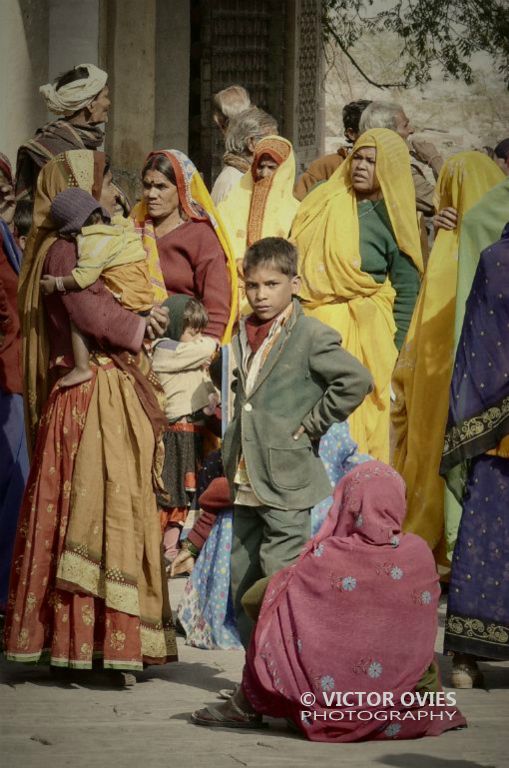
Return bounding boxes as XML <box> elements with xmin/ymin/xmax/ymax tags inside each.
<box><xmin>192</xmin><ymin>461</ymin><xmax>466</xmax><ymax>741</ymax></box>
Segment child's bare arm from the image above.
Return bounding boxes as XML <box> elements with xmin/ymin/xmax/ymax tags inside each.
<box><xmin>40</xmin><ymin>273</ymin><xmax>81</xmax><ymax>295</ymax></box>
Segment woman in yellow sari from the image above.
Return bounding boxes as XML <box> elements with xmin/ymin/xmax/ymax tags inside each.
<box><xmin>218</xmin><ymin>135</ymin><xmax>299</xmax><ymax>272</ymax></box>
<box><xmin>391</xmin><ymin>151</ymin><xmax>505</xmax><ymax>563</ymax></box>
<box><xmin>293</xmin><ymin>128</ymin><xmax>422</xmax><ymax>462</ymax></box>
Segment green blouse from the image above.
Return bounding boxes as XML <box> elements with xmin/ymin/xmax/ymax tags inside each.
<box><xmin>357</xmin><ymin>199</ymin><xmax>420</xmax><ymax>350</ymax></box>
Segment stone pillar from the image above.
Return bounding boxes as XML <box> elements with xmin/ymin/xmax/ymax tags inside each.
<box><xmin>0</xmin><ymin>0</ymin><xmax>49</xmax><ymax>167</ymax></box>
<box><xmin>48</xmin><ymin>0</ymin><xmax>100</xmax><ymax>80</ymax></box>
<box><xmin>284</xmin><ymin>0</ymin><xmax>325</xmax><ymax>174</ymax></box>
<box><xmin>154</xmin><ymin>0</ymin><xmax>190</xmax><ymax>153</ymax></box>
<box><xmin>102</xmin><ymin>0</ymin><xmax>157</xmax><ymax>201</ymax></box>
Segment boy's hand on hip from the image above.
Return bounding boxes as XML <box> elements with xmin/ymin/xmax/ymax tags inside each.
<box><xmin>292</xmin><ymin>425</ymin><xmax>306</xmax><ymax>440</ymax></box>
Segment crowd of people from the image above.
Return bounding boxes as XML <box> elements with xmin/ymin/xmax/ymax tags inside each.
<box><xmin>1</xmin><ymin>62</ymin><xmax>508</xmax><ymax>742</ymax></box>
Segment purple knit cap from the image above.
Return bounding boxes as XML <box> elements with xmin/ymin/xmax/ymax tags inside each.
<box><xmin>50</xmin><ymin>188</ymin><xmax>111</xmax><ymax>235</ymax></box>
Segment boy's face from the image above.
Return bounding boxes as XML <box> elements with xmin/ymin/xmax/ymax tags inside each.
<box><xmin>244</xmin><ymin>264</ymin><xmax>301</xmax><ymax>321</ymax></box>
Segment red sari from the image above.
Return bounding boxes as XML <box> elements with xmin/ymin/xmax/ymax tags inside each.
<box><xmin>5</xmin><ymin>233</ymin><xmax>177</xmax><ymax>670</ymax></box>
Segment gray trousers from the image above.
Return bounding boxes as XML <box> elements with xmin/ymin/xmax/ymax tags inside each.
<box><xmin>230</xmin><ymin>504</ymin><xmax>311</xmax><ymax>649</ymax></box>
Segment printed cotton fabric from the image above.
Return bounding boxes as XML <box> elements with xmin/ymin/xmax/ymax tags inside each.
<box><xmin>243</xmin><ymin>461</ymin><xmax>466</xmax><ymax>741</ymax></box>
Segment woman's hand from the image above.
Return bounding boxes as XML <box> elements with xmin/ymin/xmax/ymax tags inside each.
<box><xmin>434</xmin><ymin>206</ymin><xmax>458</xmax><ymax>232</ymax></box>
<box><xmin>409</xmin><ymin>139</ymin><xmax>442</xmax><ymax>167</ymax></box>
<box><xmin>203</xmin><ymin>392</ymin><xmax>220</xmax><ymax>416</ymax></box>
<box><xmin>170</xmin><ymin>548</ymin><xmax>195</xmax><ymax>577</ymax></box>
<box><xmin>145</xmin><ymin>305</ymin><xmax>169</xmax><ymax>339</ymax></box>
<box><xmin>40</xmin><ymin>275</ymin><xmax>57</xmax><ymax>295</ymax></box>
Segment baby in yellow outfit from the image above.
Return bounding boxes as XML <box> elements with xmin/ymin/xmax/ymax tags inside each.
<box><xmin>41</xmin><ymin>188</ymin><xmax>160</xmax><ymax>386</ymax></box>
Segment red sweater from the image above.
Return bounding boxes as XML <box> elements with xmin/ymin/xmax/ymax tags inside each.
<box><xmin>0</xmin><ymin>239</ymin><xmax>22</xmax><ymax>395</ymax></box>
<box><xmin>44</xmin><ymin>239</ymin><xmax>146</xmax><ymax>368</ymax></box>
<box><xmin>157</xmin><ymin>220</ymin><xmax>231</xmax><ymax>340</ymax></box>
<box><xmin>186</xmin><ymin>476</ymin><xmax>231</xmax><ymax>551</ymax></box>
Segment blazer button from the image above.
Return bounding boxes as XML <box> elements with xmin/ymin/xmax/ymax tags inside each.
<box><xmin>244</xmin><ymin>403</ymin><xmax>253</xmax><ymax>412</ymax></box>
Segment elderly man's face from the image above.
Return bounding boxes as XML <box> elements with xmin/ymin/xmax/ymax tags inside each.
<box><xmin>394</xmin><ymin>111</ymin><xmax>414</xmax><ymax>140</ymax></box>
<box><xmin>88</xmin><ymin>86</ymin><xmax>111</xmax><ymax>124</ymax></box>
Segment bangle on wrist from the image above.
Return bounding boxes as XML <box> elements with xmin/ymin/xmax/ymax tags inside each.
<box><xmin>55</xmin><ymin>276</ymin><xmax>66</xmax><ymax>293</ymax></box>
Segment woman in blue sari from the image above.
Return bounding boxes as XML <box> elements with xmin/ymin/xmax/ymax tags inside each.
<box><xmin>0</xmin><ymin>154</ymin><xmax>29</xmax><ymax>621</ymax></box>
<box><xmin>440</xmin><ymin>223</ymin><xmax>509</xmax><ymax>687</ymax></box>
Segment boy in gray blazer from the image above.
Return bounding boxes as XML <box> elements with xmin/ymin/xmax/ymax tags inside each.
<box><xmin>222</xmin><ymin>237</ymin><xmax>373</xmax><ymax>647</ymax></box>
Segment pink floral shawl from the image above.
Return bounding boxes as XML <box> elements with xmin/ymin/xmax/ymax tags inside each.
<box><xmin>242</xmin><ymin>461</ymin><xmax>466</xmax><ymax>742</ymax></box>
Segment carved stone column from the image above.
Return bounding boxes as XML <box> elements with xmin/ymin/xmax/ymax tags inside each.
<box><xmin>284</xmin><ymin>0</ymin><xmax>325</xmax><ymax>174</ymax></box>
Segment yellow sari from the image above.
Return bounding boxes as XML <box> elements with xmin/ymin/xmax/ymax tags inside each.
<box><xmin>391</xmin><ymin>151</ymin><xmax>505</xmax><ymax>561</ymax></box>
<box><xmin>132</xmin><ymin>149</ymin><xmax>238</xmax><ymax>343</ymax></box>
<box><xmin>293</xmin><ymin>128</ymin><xmax>422</xmax><ymax>461</ymax></box>
<box><xmin>218</xmin><ymin>135</ymin><xmax>299</xmax><ymax>264</ymax></box>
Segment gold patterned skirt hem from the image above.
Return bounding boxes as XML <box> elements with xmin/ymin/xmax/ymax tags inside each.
<box><xmin>444</xmin><ymin>612</ymin><xmax>509</xmax><ymax>661</ymax></box>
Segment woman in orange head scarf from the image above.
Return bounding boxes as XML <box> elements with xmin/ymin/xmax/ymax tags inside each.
<box><xmin>218</xmin><ymin>135</ymin><xmax>299</xmax><ymax>274</ymax></box>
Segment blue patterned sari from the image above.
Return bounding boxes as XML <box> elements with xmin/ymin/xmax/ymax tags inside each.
<box><xmin>441</xmin><ymin>225</ymin><xmax>509</xmax><ymax>660</ymax></box>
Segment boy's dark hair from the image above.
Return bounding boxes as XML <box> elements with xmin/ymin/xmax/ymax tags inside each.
<box><xmin>183</xmin><ymin>297</ymin><xmax>208</xmax><ymax>331</ymax></box>
<box><xmin>13</xmin><ymin>200</ymin><xmax>33</xmax><ymax>238</ymax></box>
<box><xmin>83</xmin><ymin>210</ymin><xmax>107</xmax><ymax>227</ymax></box>
<box><xmin>342</xmin><ymin>99</ymin><xmax>372</xmax><ymax>134</ymax></box>
<box><xmin>495</xmin><ymin>138</ymin><xmax>509</xmax><ymax>161</ymax></box>
<box><xmin>243</xmin><ymin>237</ymin><xmax>298</xmax><ymax>278</ymax></box>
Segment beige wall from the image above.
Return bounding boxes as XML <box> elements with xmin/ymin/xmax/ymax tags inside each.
<box><xmin>0</xmin><ymin>0</ymin><xmax>101</xmax><ymax>171</ymax></box>
<box><xmin>48</xmin><ymin>0</ymin><xmax>100</xmax><ymax>80</ymax></box>
<box><xmin>0</xmin><ymin>0</ymin><xmax>49</xmax><ymax>169</ymax></box>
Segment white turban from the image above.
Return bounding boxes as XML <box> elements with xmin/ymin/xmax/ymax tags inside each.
<box><xmin>40</xmin><ymin>64</ymin><xmax>108</xmax><ymax>117</ymax></box>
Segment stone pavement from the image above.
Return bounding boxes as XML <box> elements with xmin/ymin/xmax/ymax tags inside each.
<box><xmin>1</xmin><ymin>580</ymin><xmax>508</xmax><ymax>768</ymax></box>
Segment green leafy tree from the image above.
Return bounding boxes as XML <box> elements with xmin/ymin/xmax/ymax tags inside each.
<box><xmin>323</xmin><ymin>0</ymin><xmax>509</xmax><ymax>89</ymax></box>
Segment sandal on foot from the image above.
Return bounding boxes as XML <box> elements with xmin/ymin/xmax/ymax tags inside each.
<box><xmin>217</xmin><ymin>684</ymin><xmax>239</xmax><ymax>700</ymax></box>
<box><xmin>191</xmin><ymin>699</ymin><xmax>265</xmax><ymax>729</ymax></box>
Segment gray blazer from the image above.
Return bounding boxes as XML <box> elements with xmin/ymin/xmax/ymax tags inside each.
<box><xmin>222</xmin><ymin>300</ymin><xmax>373</xmax><ymax>510</ymax></box>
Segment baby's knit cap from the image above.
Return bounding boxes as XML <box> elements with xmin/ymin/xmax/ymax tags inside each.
<box><xmin>50</xmin><ymin>188</ymin><xmax>111</xmax><ymax>235</ymax></box>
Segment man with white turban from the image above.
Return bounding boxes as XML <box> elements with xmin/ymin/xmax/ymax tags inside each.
<box><xmin>15</xmin><ymin>64</ymin><xmax>110</xmax><ymax>202</ymax></box>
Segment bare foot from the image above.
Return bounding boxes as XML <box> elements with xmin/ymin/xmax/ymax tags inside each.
<box><xmin>59</xmin><ymin>367</ymin><xmax>93</xmax><ymax>388</ymax></box>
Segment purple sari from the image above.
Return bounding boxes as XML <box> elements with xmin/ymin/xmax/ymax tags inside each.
<box><xmin>441</xmin><ymin>225</ymin><xmax>509</xmax><ymax>660</ymax></box>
